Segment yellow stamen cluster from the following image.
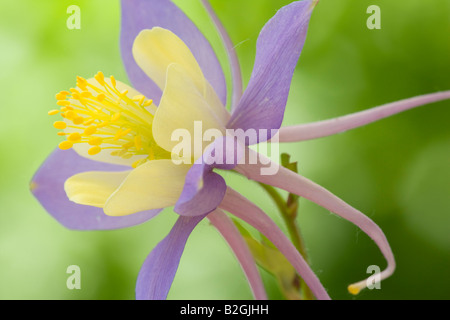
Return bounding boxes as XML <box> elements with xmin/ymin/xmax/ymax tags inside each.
<box><xmin>50</xmin><ymin>72</ymin><xmax>168</xmax><ymax>168</ymax></box>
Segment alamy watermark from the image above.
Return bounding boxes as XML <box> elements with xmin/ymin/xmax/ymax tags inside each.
<box><xmin>67</xmin><ymin>5</ymin><xmax>81</xmax><ymax>30</ymax></box>
<box><xmin>170</xmin><ymin>121</ymin><xmax>280</xmax><ymax>176</ymax></box>
<box><xmin>367</xmin><ymin>5</ymin><xmax>381</xmax><ymax>30</ymax></box>
<box><xmin>66</xmin><ymin>265</ymin><xmax>81</xmax><ymax>290</ymax></box>
<box><xmin>366</xmin><ymin>265</ymin><xmax>381</xmax><ymax>290</ymax></box>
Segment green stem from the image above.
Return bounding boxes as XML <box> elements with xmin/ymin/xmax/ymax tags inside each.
<box><xmin>258</xmin><ymin>183</ymin><xmax>314</xmax><ymax>300</ymax></box>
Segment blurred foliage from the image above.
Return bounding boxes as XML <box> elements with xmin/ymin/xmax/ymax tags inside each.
<box><xmin>233</xmin><ymin>220</ymin><xmax>302</xmax><ymax>300</ymax></box>
<box><xmin>0</xmin><ymin>0</ymin><xmax>448</xmax><ymax>299</ymax></box>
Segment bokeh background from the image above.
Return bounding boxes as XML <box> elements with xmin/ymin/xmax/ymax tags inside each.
<box><xmin>0</xmin><ymin>0</ymin><xmax>449</xmax><ymax>300</ymax></box>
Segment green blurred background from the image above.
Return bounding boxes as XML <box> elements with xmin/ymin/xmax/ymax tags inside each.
<box><xmin>0</xmin><ymin>0</ymin><xmax>449</xmax><ymax>300</ymax></box>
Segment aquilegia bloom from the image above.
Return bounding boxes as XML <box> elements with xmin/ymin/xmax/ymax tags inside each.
<box><xmin>31</xmin><ymin>0</ymin><xmax>450</xmax><ymax>300</ymax></box>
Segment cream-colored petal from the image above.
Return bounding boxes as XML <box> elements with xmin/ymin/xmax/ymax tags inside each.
<box><xmin>133</xmin><ymin>27</ymin><xmax>205</xmax><ymax>93</ymax></box>
<box><xmin>65</xmin><ymin>171</ymin><xmax>131</xmax><ymax>208</ymax></box>
<box><xmin>152</xmin><ymin>63</ymin><xmax>226</xmax><ymax>158</ymax></box>
<box><xmin>204</xmin><ymin>82</ymin><xmax>231</xmax><ymax>124</ymax></box>
<box><xmin>133</xmin><ymin>27</ymin><xmax>230</xmax><ymax>125</ymax></box>
<box><xmin>104</xmin><ymin>160</ymin><xmax>190</xmax><ymax>216</ymax></box>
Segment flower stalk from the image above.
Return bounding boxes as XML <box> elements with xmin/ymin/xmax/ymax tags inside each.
<box><xmin>258</xmin><ymin>153</ymin><xmax>314</xmax><ymax>300</ymax></box>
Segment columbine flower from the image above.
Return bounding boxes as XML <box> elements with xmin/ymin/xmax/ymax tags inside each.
<box><xmin>31</xmin><ymin>0</ymin><xmax>450</xmax><ymax>300</ymax></box>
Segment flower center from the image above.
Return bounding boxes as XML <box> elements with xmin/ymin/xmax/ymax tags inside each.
<box><xmin>49</xmin><ymin>72</ymin><xmax>170</xmax><ymax>168</ymax></box>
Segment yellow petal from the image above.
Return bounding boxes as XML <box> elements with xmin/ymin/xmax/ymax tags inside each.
<box><xmin>204</xmin><ymin>81</ymin><xmax>231</xmax><ymax>125</ymax></box>
<box><xmin>104</xmin><ymin>160</ymin><xmax>190</xmax><ymax>216</ymax></box>
<box><xmin>133</xmin><ymin>27</ymin><xmax>230</xmax><ymax>138</ymax></box>
<box><xmin>153</xmin><ymin>63</ymin><xmax>226</xmax><ymax>157</ymax></box>
<box><xmin>64</xmin><ymin>171</ymin><xmax>131</xmax><ymax>207</ymax></box>
<box><xmin>133</xmin><ymin>27</ymin><xmax>205</xmax><ymax>93</ymax></box>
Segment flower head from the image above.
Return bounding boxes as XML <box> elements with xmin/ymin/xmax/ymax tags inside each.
<box><xmin>31</xmin><ymin>0</ymin><xmax>450</xmax><ymax>300</ymax></box>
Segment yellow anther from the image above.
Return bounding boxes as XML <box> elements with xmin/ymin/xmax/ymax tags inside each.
<box><xmin>64</xmin><ymin>110</ymin><xmax>77</xmax><ymax>120</ymax></box>
<box><xmin>142</xmin><ymin>99</ymin><xmax>153</xmax><ymax>107</ymax></box>
<box><xmin>62</xmin><ymin>106</ymin><xmax>74</xmax><ymax>112</ymax></box>
<box><xmin>120</xmin><ymin>89</ymin><xmax>128</xmax><ymax>96</ymax></box>
<box><xmin>113</xmin><ymin>130</ymin><xmax>123</xmax><ymax>141</ymax></box>
<box><xmin>84</xmin><ymin>119</ymin><xmax>95</xmax><ymax>126</ymax></box>
<box><xmin>114</xmin><ymin>128</ymin><xmax>131</xmax><ymax>140</ymax></box>
<box><xmin>88</xmin><ymin>146</ymin><xmax>101</xmax><ymax>155</ymax></box>
<box><xmin>132</xmin><ymin>159</ymin><xmax>141</xmax><ymax>168</ymax></box>
<box><xmin>97</xmin><ymin>93</ymin><xmax>106</xmax><ymax>102</ymax></box>
<box><xmin>60</xmin><ymin>107</ymin><xmax>72</xmax><ymax>112</ymax></box>
<box><xmin>81</xmin><ymin>91</ymin><xmax>92</xmax><ymax>98</ymax></box>
<box><xmin>57</xmin><ymin>132</ymin><xmax>67</xmax><ymax>136</ymax></box>
<box><xmin>148</xmin><ymin>149</ymin><xmax>156</xmax><ymax>161</ymax></box>
<box><xmin>53</xmin><ymin>121</ymin><xmax>67</xmax><ymax>129</ymax></box>
<box><xmin>148</xmin><ymin>148</ymin><xmax>155</xmax><ymax>161</ymax></box>
<box><xmin>84</xmin><ymin>126</ymin><xmax>97</xmax><ymax>136</ymax></box>
<box><xmin>77</xmin><ymin>76</ymin><xmax>88</xmax><ymax>90</ymax></box>
<box><xmin>347</xmin><ymin>285</ymin><xmax>361</xmax><ymax>296</ymax></box>
<box><xmin>133</xmin><ymin>95</ymin><xmax>144</xmax><ymax>102</ymax></box>
<box><xmin>117</xmin><ymin>149</ymin><xmax>127</xmax><ymax>157</ymax></box>
<box><xmin>110</xmin><ymin>75</ymin><xmax>116</xmax><ymax>88</ymax></box>
<box><xmin>111</xmin><ymin>113</ymin><xmax>121</xmax><ymax>122</ymax></box>
<box><xmin>48</xmin><ymin>110</ymin><xmax>60</xmax><ymax>116</ymax></box>
<box><xmin>96</xmin><ymin>121</ymin><xmax>109</xmax><ymax>128</ymax></box>
<box><xmin>134</xmin><ymin>135</ymin><xmax>143</xmax><ymax>151</ymax></box>
<box><xmin>123</xmin><ymin>128</ymin><xmax>132</xmax><ymax>135</ymax></box>
<box><xmin>73</xmin><ymin>116</ymin><xmax>84</xmax><ymax>125</ymax></box>
<box><xmin>88</xmin><ymin>137</ymin><xmax>102</xmax><ymax>146</ymax></box>
<box><xmin>95</xmin><ymin>72</ymin><xmax>105</xmax><ymax>85</ymax></box>
<box><xmin>132</xmin><ymin>95</ymin><xmax>146</xmax><ymax>106</ymax></box>
<box><xmin>132</xmin><ymin>158</ymin><xmax>148</xmax><ymax>168</ymax></box>
<box><xmin>68</xmin><ymin>133</ymin><xmax>82</xmax><ymax>142</ymax></box>
<box><xmin>123</xmin><ymin>141</ymin><xmax>134</xmax><ymax>149</ymax></box>
<box><xmin>57</xmin><ymin>100</ymin><xmax>71</xmax><ymax>107</ymax></box>
<box><xmin>70</xmin><ymin>88</ymin><xmax>80</xmax><ymax>94</ymax></box>
<box><xmin>55</xmin><ymin>92</ymin><xmax>68</xmax><ymax>100</ymax></box>
<box><xmin>59</xmin><ymin>141</ymin><xmax>73</xmax><ymax>150</ymax></box>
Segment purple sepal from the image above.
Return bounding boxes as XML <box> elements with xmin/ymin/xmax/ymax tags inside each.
<box><xmin>136</xmin><ymin>214</ymin><xmax>206</xmax><ymax>300</ymax></box>
<box><xmin>120</xmin><ymin>0</ymin><xmax>227</xmax><ymax>105</ymax></box>
<box><xmin>174</xmin><ymin>163</ymin><xmax>226</xmax><ymax>217</ymax></box>
<box><xmin>175</xmin><ymin>137</ymin><xmax>244</xmax><ymax>216</ymax></box>
<box><xmin>228</xmin><ymin>0</ymin><xmax>314</xmax><ymax>142</ymax></box>
<box><xmin>31</xmin><ymin>148</ymin><xmax>162</xmax><ymax>230</ymax></box>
